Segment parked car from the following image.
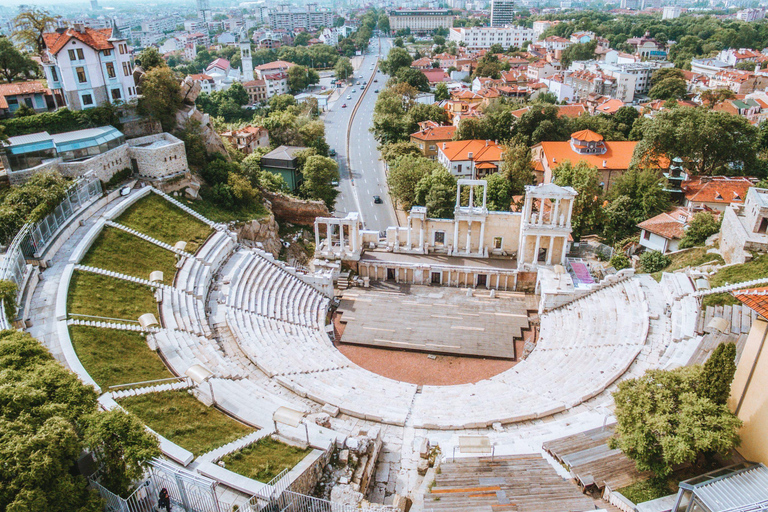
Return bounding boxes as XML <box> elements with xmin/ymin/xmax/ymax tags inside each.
<box><xmin>351</xmin><ymin>89</ymin><xmax>356</xmax><ymax>93</ymax></box>
<box><xmin>331</xmin><ymin>179</ymin><xmax>339</xmax><ymax>186</ymax></box>
<box><xmin>373</xmin><ymin>195</ymin><xmax>382</xmax><ymax>204</ymax></box>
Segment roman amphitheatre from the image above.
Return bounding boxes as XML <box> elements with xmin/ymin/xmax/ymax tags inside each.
<box><xmin>3</xmin><ymin>176</ymin><xmax>755</xmax><ymax>512</ymax></box>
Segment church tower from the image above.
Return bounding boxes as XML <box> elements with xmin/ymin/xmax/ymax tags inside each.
<box><xmin>240</xmin><ymin>42</ymin><xmax>253</xmax><ymax>82</ymax></box>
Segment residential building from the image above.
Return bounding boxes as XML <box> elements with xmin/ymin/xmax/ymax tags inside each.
<box><xmin>717</xmin><ymin>48</ymin><xmax>763</xmax><ymax>68</ymax></box>
<box><xmin>532</xmin><ymin>20</ymin><xmax>559</xmax><ymax>40</ymax></box>
<box><xmin>183</xmin><ymin>20</ymin><xmax>207</xmax><ymax>32</ymax></box>
<box><xmin>448</xmin><ymin>26</ymin><xmax>535</xmax><ymax>50</ymax></box>
<box><xmin>563</xmin><ymin>67</ymin><xmax>636</xmax><ymax>104</ymax></box>
<box><xmin>710</xmin><ymin>70</ymin><xmax>768</xmax><ymax>95</ymax></box>
<box><xmin>526</xmin><ymin>60</ymin><xmax>562</xmax><ymax>81</ymax></box>
<box><xmin>662</xmin><ymin>5</ymin><xmax>681</xmax><ymax>19</ymax></box>
<box><xmin>269</xmin><ymin>5</ymin><xmax>335</xmax><ymax>31</ymax></box>
<box><xmin>188</xmin><ymin>73</ymin><xmax>215</xmax><ymax>94</ymax></box>
<box><xmin>736</xmin><ymin>8</ymin><xmax>766</xmax><ymax>22</ymax></box>
<box><xmin>41</xmin><ymin>22</ymin><xmax>138</xmax><ymax>111</ymax></box>
<box><xmin>254</xmin><ymin>60</ymin><xmax>296</xmax><ymax>78</ymax></box>
<box><xmin>542</xmin><ymin>36</ymin><xmax>572</xmax><ymax>54</ymax></box>
<box><xmin>637</xmin><ymin>206</ymin><xmax>699</xmax><ymax>253</ymax></box>
<box><xmin>510</xmin><ymin>104</ymin><xmax>586</xmax><ymax>119</ymax></box>
<box><xmin>690</xmin><ymin>58</ymin><xmax>730</xmax><ymax>78</ymax></box>
<box><xmin>141</xmin><ymin>18</ymin><xmax>178</xmax><ymax>33</ymax></box>
<box><xmin>388</xmin><ymin>10</ymin><xmax>455</xmax><ymax>36</ymax></box>
<box><xmin>409</xmin><ymin>121</ymin><xmax>457</xmax><ymax>159</ymax></box>
<box><xmin>681</xmin><ymin>176</ymin><xmax>756</xmax><ymax>213</ymax></box>
<box><xmin>0</xmin><ymin>81</ymin><xmax>60</xmax><ymax>117</ymax></box>
<box><xmin>490</xmin><ymin>0</ymin><xmax>516</xmax><ymax>27</ymax></box>
<box><xmin>221</xmin><ymin>126</ymin><xmax>269</xmax><ymax>154</ymax></box>
<box><xmin>243</xmin><ymin>79</ymin><xmax>268</xmax><ymax>104</ymax></box>
<box><xmin>625</xmin><ymin>31</ymin><xmax>666</xmax><ymax>60</ymax></box>
<box><xmin>599</xmin><ymin>60</ymin><xmax>673</xmax><ymax>96</ymax></box>
<box><xmin>531</xmin><ymin>129</ymin><xmax>667</xmax><ymax>191</ymax></box>
<box><xmin>261</xmin><ymin>145</ymin><xmax>308</xmax><ymax>190</ymax></box>
<box><xmin>570</xmin><ymin>31</ymin><xmax>595</xmax><ymax>44</ymax></box>
<box><xmin>721</xmin><ymin>187</ymin><xmax>768</xmax><ymax>264</ymax></box>
<box><xmin>437</xmin><ymin>139</ymin><xmax>504</xmax><ymax>178</ymax></box>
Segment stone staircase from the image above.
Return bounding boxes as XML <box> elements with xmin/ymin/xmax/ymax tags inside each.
<box><xmin>337</xmin><ymin>271</ymin><xmax>351</xmax><ymax>290</ymax></box>
<box><xmin>109</xmin><ymin>378</ymin><xmax>194</xmax><ymax>399</ymax></box>
<box><xmin>67</xmin><ymin>318</ymin><xmax>161</xmax><ymax>332</ymax></box>
<box><xmin>197</xmin><ymin>430</ymin><xmax>273</xmax><ymax>464</ymax></box>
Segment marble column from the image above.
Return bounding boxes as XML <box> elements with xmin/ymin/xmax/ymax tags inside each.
<box><xmin>466</xmin><ymin>220</ymin><xmax>472</xmax><ymax>254</ymax></box>
<box><xmin>546</xmin><ymin>235</ymin><xmax>554</xmax><ymax>265</ymax></box>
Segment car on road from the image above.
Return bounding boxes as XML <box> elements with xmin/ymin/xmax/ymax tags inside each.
<box><xmin>346</xmin><ymin>95</ymin><xmax>351</xmax><ymax>99</ymax></box>
<box><xmin>329</xmin><ymin>148</ymin><xmax>336</xmax><ymax>156</ymax></box>
<box><xmin>374</xmin><ymin>89</ymin><xmax>379</xmax><ymax>93</ymax></box>
<box><xmin>373</xmin><ymin>79</ymin><xmax>378</xmax><ymax>82</ymax></box>
<box><xmin>341</xmin><ymin>103</ymin><xmax>347</xmax><ymax>108</ymax></box>
<box><xmin>373</xmin><ymin>195</ymin><xmax>383</xmax><ymax>204</ymax></box>
<box><xmin>331</xmin><ymin>179</ymin><xmax>339</xmax><ymax>186</ymax></box>
<box><xmin>352</xmin><ymin>89</ymin><xmax>356</xmax><ymax>93</ymax></box>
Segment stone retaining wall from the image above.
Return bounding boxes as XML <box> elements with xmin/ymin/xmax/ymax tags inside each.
<box><xmin>128</xmin><ymin>133</ymin><xmax>188</xmax><ymax>179</ymax></box>
<box><xmin>286</xmin><ymin>445</ymin><xmax>333</xmax><ymax>496</ymax></box>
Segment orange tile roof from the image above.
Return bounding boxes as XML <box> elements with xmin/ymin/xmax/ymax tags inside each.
<box><xmin>732</xmin><ymin>286</ymin><xmax>768</xmax><ymax>319</ymax></box>
<box><xmin>0</xmin><ymin>81</ymin><xmax>50</xmax><ymax>110</ymax></box>
<box><xmin>254</xmin><ymin>60</ymin><xmax>295</xmax><ymax>71</ymax></box>
<box><xmin>410</xmin><ymin>125</ymin><xmax>456</xmax><ymax>141</ymax></box>
<box><xmin>43</xmin><ymin>27</ymin><xmax>115</xmax><ymax>55</ymax></box>
<box><xmin>636</xmin><ymin>207</ymin><xmax>695</xmax><ymax>240</ymax></box>
<box><xmin>682</xmin><ymin>176</ymin><xmax>756</xmax><ymax>205</ymax></box>
<box><xmin>536</xmin><ymin>140</ymin><xmax>651</xmax><ymax>171</ymax></box>
<box><xmin>595</xmin><ymin>98</ymin><xmax>625</xmax><ymax>114</ymax></box>
<box><xmin>439</xmin><ymin>140</ymin><xmax>504</xmax><ymax>163</ymax></box>
<box><xmin>571</xmin><ymin>129</ymin><xmax>603</xmax><ymax>142</ymax></box>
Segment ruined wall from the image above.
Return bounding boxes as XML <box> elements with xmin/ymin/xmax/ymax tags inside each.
<box><xmin>264</xmin><ymin>191</ymin><xmax>330</xmax><ymax>226</ymax></box>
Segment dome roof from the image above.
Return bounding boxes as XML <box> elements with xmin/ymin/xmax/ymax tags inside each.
<box><xmin>570</xmin><ymin>129</ymin><xmax>604</xmax><ymax>142</ymax></box>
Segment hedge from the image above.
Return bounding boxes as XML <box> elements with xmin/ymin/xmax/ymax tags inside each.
<box><xmin>0</xmin><ymin>106</ymin><xmax>122</xmax><ymax>137</ymax></box>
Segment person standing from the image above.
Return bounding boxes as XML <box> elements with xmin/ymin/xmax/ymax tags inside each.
<box><xmin>158</xmin><ymin>488</ymin><xmax>171</xmax><ymax>512</ymax></box>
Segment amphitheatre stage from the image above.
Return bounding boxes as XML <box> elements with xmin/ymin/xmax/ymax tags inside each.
<box><xmin>335</xmin><ymin>283</ymin><xmax>536</xmax><ymax>359</ymax></box>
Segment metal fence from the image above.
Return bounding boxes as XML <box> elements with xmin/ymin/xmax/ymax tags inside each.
<box><xmin>262</xmin><ymin>491</ymin><xmax>363</xmax><ymax>512</ymax></box>
<box><xmin>90</xmin><ymin>458</ymin><xmax>223</xmax><ymax>512</ymax></box>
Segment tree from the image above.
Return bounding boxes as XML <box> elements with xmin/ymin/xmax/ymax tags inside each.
<box><xmin>395</xmin><ymin>67</ymin><xmax>430</xmax><ymax>92</ymax></box>
<box><xmin>634</xmin><ymin>107</ymin><xmax>759</xmax><ymax>176</ymax></box>
<box><xmin>269</xmin><ymin>93</ymin><xmax>297</xmax><ymax>112</ymax></box>
<box><xmin>560</xmin><ymin>40</ymin><xmax>597</xmax><ymax>69</ymax></box>
<box><xmin>371</xmin><ymin>87</ymin><xmax>414</xmax><ymax>144</ymax></box>
<box><xmin>455</xmin><ymin>118</ymin><xmax>492</xmax><ymax>141</ymax></box>
<box><xmin>84</xmin><ymin>409</ymin><xmax>161</xmax><ymax>497</ymax></box>
<box><xmin>552</xmin><ymin>161</ymin><xmax>603</xmax><ymax>237</ymax></box>
<box><xmin>394</xmin><ymin>37</ymin><xmax>404</xmax><ymax>47</ymax></box>
<box><xmin>610</xmin><ymin>253</ymin><xmax>631</xmax><ymax>270</ymax></box>
<box><xmin>136</xmin><ymin>46</ymin><xmax>166</xmax><ymax>70</ymax></box>
<box><xmin>0</xmin><ymin>38</ymin><xmax>37</xmax><ymax>83</ymax></box>
<box><xmin>380</xmin><ymin>141</ymin><xmax>422</xmax><ymax>163</ymax></box>
<box><xmin>334</xmin><ymin>57</ymin><xmax>353</xmax><ymax>80</ymax></box>
<box><xmin>13</xmin><ymin>8</ymin><xmax>57</xmax><ymax>54</ymax></box>
<box><xmin>610</xmin><ymin>365</ymin><xmax>742</xmax><ymax>478</ymax></box>
<box><xmin>0</xmin><ymin>170</ymin><xmax>69</xmax><ymax>243</ymax></box>
<box><xmin>485</xmin><ymin>172</ymin><xmax>514</xmax><ymax>211</ymax></box>
<box><xmin>700</xmin><ymin>343</ymin><xmax>737</xmax><ymax>406</ymax></box>
<box><xmin>649</xmin><ymin>77</ymin><xmax>687</xmax><ymax>101</ymax></box>
<box><xmin>602</xmin><ymin>167</ymin><xmax>670</xmax><ymax>244</ymax></box>
<box><xmin>287</xmin><ymin>65</ymin><xmax>319</xmax><ymax>94</ymax></box>
<box><xmin>294</xmin><ymin>32</ymin><xmax>311</xmax><ymax>46</ymax></box>
<box><xmin>226</xmin><ymin>82</ymin><xmax>249</xmax><ymax>106</ymax></box>
<box><xmin>380</xmin><ymin>47</ymin><xmax>412</xmax><ymax>75</ymax></box>
<box><xmin>679</xmin><ymin>212</ymin><xmax>721</xmax><ymax>248</ymax></box>
<box><xmin>414</xmin><ymin>167</ymin><xmax>457</xmax><ymax>218</ymax></box>
<box><xmin>435</xmin><ymin>81</ymin><xmax>450</xmax><ymax>101</ymax></box>
<box><xmin>434</xmin><ymin>35</ymin><xmax>446</xmax><ymax>46</ymax></box>
<box><xmin>500</xmin><ymin>142</ymin><xmax>536</xmax><ymax>196</ymax></box>
<box><xmin>639</xmin><ymin>250</ymin><xmax>671</xmax><ymax>273</ymax></box>
<box><xmin>473</xmin><ymin>54</ymin><xmax>501</xmax><ymax>79</ymax></box>
<box><xmin>138</xmin><ymin>67</ymin><xmax>181</xmax><ymax>131</ymax></box>
<box><xmin>301</xmin><ymin>154</ymin><xmax>339</xmax><ymax>208</ymax></box>
<box><xmin>175</xmin><ymin>119</ymin><xmax>207</xmax><ymax>170</ymax></box>
<box><xmin>701</xmin><ymin>88</ymin><xmax>735</xmax><ymax>109</ymax></box>
<box><xmin>387</xmin><ymin>155</ymin><xmax>442</xmax><ymax>209</ymax></box>
<box><xmin>299</xmin><ymin>119</ymin><xmax>330</xmax><ymax>156</ymax></box>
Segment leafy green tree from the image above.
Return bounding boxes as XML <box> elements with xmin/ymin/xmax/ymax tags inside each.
<box><xmin>0</xmin><ymin>38</ymin><xmax>37</xmax><ymax>82</ymax></box>
<box><xmin>175</xmin><ymin>119</ymin><xmax>207</xmax><ymax>170</ymax></box>
<box><xmin>485</xmin><ymin>172</ymin><xmax>513</xmax><ymax>211</ymax></box>
<box><xmin>380</xmin><ymin>47</ymin><xmax>412</xmax><ymax>75</ymax></box>
<box><xmin>394</xmin><ymin>37</ymin><xmax>404</xmax><ymax>47</ymax></box>
<box><xmin>511</xmin><ymin>104</ymin><xmax>572</xmax><ymax>145</ymax></box>
<box><xmin>138</xmin><ymin>67</ymin><xmax>181</xmax><ymax>131</ymax></box>
<box><xmin>649</xmin><ymin>76</ymin><xmax>687</xmax><ymax>100</ymax></box>
<box><xmin>380</xmin><ymin>141</ymin><xmax>422</xmax><ymax>163</ymax></box>
<box><xmin>395</xmin><ymin>67</ymin><xmax>430</xmax><ymax>92</ymax></box>
<box><xmin>387</xmin><ymin>155</ymin><xmax>442</xmax><ymax>209</ymax></box>
<box><xmin>136</xmin><ymin>47</ymin><xmax>166</xmax><ymax>70</ymax></box>
<box><xmin>334</xmin><ymin>57</ymin><xmax>353</xmax><ymax>80</ymax></box>
<box><xmin>226</xmin><ymin>82</ymin><xmax>249</xmax><ymax>106</ymax></box>
<box><xmin>414</xmin><ymin>167</ymin><xmax>457</xmax><ymax>218</ymax></box>
<box><xmin>639</xmin><ymin>250</ymin><xmax>671</xmax><ymax>273</ymax></box>
<box><xmin>13</xmin><ymin>8</ymin><xmax>57</xmax><ymax>54</ymax></box>
<box><xmin>610</xmin><ymin>365</ymin><xmax>742</xmax><ymax>477</ymax></box>
<box><xmin>301</xmin><ymin>154</ymin><xmax>339</xmax><ymax>208</ymax></box>
<box><xmin>294</xmin><ymin>32</ymin><xmax>312</xmax><ymax>46</ymax></box>
<box><xmin>299</xmin><ymin>119</ymin><xmax>330</xmax><ymax>156</ymax></box>
<box><xmin>372</xmin><ymin>86</ymin><xmax>415</xmax><ymax>144</ymax></box>
<box><xmin>473</xmin><ymin>53</ymin><xmax>501</xmax><ymax>79</ymax></box>
<box><xmin>454</xmin><ymin>118</ymin><xmax>491</xmax><ymax>141</ymax></box>
<box><xmin>0</xmin><ymin>170</ymin><xmax>69</xmax><ymax>242</ymax></box>
<box><xmin>679</xmin><ymin>212</ymin><xmax>721</xmax><ymax>249</ymax></box>
<box><xmin>700</xmin><ymin>343</ymin><xmax>737</xmax><ymax>406</ymax></box>
<box><xmin>269</xmin><ymin>94</ymin><xmax>298</xmax><ymax>112</ymax></box>
<box><xmin>613</xmin><ymin>106</ymin><xmax>640</xmax><ymax>139</ymax></box>
<box><xmin>602</xmin><ymin>168</ymin><xmax>670</xmax><ymax>244</ymax></box>
<box><xmin>552</xmin><ymin>161</ymin><xmax>604</xmax><ymax>237</ymax></box>
<box><xmin>701</xmin><ymin>88</ymin><xmax>735</xmax><ymax>109</ymax></box>
<box><xmin>435</xmin><ymin>81</ymin><xmax>450</xmax><ymax>101</ymax></box>
<box><xmin>287</xmin><ymin>65</ymin><xmax>319</xmax><ymax>94</ymax></box>
<box><xmin>609</xmin><ymin>253</ymin><xmax>631</xmax><ymax>270</ymax></box>
<box><xmin>560</xmin><ymin>40</ymin><xmax>597</xmax><ymax>69</ymax></box>
<box><xmin>634</xmin><ymin>107</ymin><xmax>759</xmax><ymax>176</ymax></box>
<box><xmin>500</xmin><ymin>142</ymin><xmax>536</xmax><ymax>196</ymax></box>
<box><xmin>261</xmin><ymin>171</ymin><xmax>291</xmax><ymax>194</ymax></box>
<box><xmin>0</xmin><ymin>279</ymin><xmax>17</xmax><ymax>321</ymax></box>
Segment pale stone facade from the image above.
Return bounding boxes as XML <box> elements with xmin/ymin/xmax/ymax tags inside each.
<box><xmin>720</xmin><ymin>187</ymin><xmax>768</xmax><ymax>264</ymax></box>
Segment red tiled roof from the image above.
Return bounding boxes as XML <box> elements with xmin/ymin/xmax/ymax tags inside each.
<box><xmin>682</xmin><ymin>176</ymin><xmax>756</xmax><ymax>205</ymax></box>
<box><xmin>438</xmin><ymin>140</ymin><xmax>504</xmax><ymax>163</ymax></box>
<box><xmin>422</xmin><ymin>69</ymin><xmax>450</xmax><ymax>83</ymax></box>
<box><xmin>536</xmin><ymin>139</ymin><xmax>661</xmax><ymax>171</ymax></box>
<box><xmin>510</xmin><ymin>104</ymin><xmax>586</xmax><ymax>119</ymax></box>
<box><xmin>189</xmin><ymin>73</ymin><xmax>214</xmax><ymax>81</ymax></box>
<box><xmin>410</xmin><ymin>125</ymin><xmax>456</xmax><ymax>141</ymax></box>
<box><xmin>732</xmin><ymin>286</ymin><xmax>768</xmax><ymax>319</ymax></box>
<box><xmin>207</xmin><ymin>58</ymin><xmax>230</xmax><ymax>70</ymax></box>
<box><xmin>43</xmin><ymin>27</ymin><xmax>115</xmax><ymax>55</ymax></box>
<box><xmin>595</xmin><ymin>99</ymin><xmax>625</xmax><ymax>114</ymax></box>
<box><xmin>571</xmin><ymin>129</ymin><xmax>604</xmax><ymax>142</ymax></box>
<box><xmin>637</xmin><ymin>207</ymin><xmax>695</xmax><ymax>240</ymax></box>
<box><xmin>0</xmin><ymin>81</ymin><xmax>49</xmax><ymax>110</ymax></box>
<box><xmin>254</xmin><ymin>60</ymin><xmax>295</xmax><ymax>71</ymax></box>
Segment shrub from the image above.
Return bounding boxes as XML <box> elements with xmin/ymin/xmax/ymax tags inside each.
<box><xmin>0</xmin><ymin>105</ymin><xmax>121</xmax><ymax>137</ymax></box>
<box><xmin>640</xmin><ymin>250</ymin><xmax>671</xmax><ymax>273</ymax></box>
<box><xmin>679</xmin><ymin>212</ymin><xmax>721</xmax><ymax>249</ymax></box>
<box><xmin>0</xmin><ymin>279</ymin><xmax>17</xmax><ymax>322</ymax></box>
<box><xmin>104</xmin><ymin>167</ymin><xmax>134</xmax><ymax>190</ymax></box>
<box><xmin>0</xmin><ymin>171</ymin><xmax>69</xmax><ymax>243</ymax></box>
<box><xmin>610</xmin><ymin>253</ymin><xmax>631</xmax><ymax>270</ymax></box>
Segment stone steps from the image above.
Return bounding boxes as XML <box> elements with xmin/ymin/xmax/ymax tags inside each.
<box><xmin>105</xmin><ymin>220</ymin><xmax>192</xmax><ymax>258</ymax></box>
<box><xmin>110</xmin><ymin>378</ymin><xmax>194</xmax><ymax>399</ymax></box>
<box><xmin>197</xmin><ymin>429</ymin><xmax>272</xmax><ymax>463</ymax></box>
<box><xmin>67</xmin><ymin>318</ymin><xmax>160</xmax><ymax>332</ymax></box>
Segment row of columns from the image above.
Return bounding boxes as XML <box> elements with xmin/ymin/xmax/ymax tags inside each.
<box><xmin>452</xmin><ymin>219</ymin><xmax>486</xmax><ymax>256</ymax></box>
<box><xmin>360</xmin><ymin>263</ymin><xmax>517</xmax><ymax>291</ymax></box>
<box><xmin>519</xmin><ymin>233</ymin><xmax>568</xmax><ymax>267</ymax></box>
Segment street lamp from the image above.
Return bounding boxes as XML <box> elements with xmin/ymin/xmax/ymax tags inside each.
<box><xmin>272</xmin><ymin>406</ymin><xmax>310</xmax><ymax>445</ymax></box>
<box><xmin>185</xmin><ymin>364</ymin><xmax>215</xmax><ymax>406</ymax></box>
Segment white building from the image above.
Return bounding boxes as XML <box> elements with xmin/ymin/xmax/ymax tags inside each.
<box><xmin>269</xmin><ymin>6</ymin><xmax>335</xmax><ymax>31</ymax></box>
<box><xmin>736</xmin><ymin>8</ymin><xmax>766</xmax><ymax>22</ymax></box>
<box><xmin>184</xmin><ymin>20</ymin><xmax>207</xmax><ymax>32</ymax></box>
<box><xmin>490</xmin><ymin>0</ymin><xmax>516</xmax><ymax>27</ymax></box>
<box><xmin>532</xmin><ymin>20</ymin><xmax>558</xmax><ymax>40</ymax></box>
<box><xmin>448</xmin><ymin>26</ymin><xmax>535</xmax><ymax>50</ymax></box>
<box><xmin>388</xmin><ymin>10</ymin><xmax>455</xmax><ymax>35</ymax></box>
<box><xmin>41</xmin><ymin>22</ymin><xmax>137</xmax><ymax>111</ymax></box>
<box><xmin>599</xmin><ymin>60</ymin><xmax>673</xmax><ymax>96</ymax></box>
<box><xmin>662</xmin><ymin>6</ymin><xmax>681</xmax><ymax>19</ymax></box>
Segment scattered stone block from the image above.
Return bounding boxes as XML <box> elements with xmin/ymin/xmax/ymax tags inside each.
<box><xmin>417</xmin><ymin>458</ymin><xmax>429</xmax><ymax>476</ymax></box>
<box><xmin>339</xmin><ymin>449</ymin><xmax>349</xmax><ymax>464</ymax></box>
<box><xmin>492</xmin><ymin>422</ymin><xmax>504</xmax><ymax>432</ymax></box>
<box><xmin>414</xmin><ymin>437</ymin><xmax>429</xmax><ymax>459</ymax></box>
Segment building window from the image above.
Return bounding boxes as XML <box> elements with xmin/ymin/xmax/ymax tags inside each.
<box><xmin>493</xmin><ymin>237</ymin><xmax>503</xmax><ymax>250</ymax></box>
<box><xmin>111</xmin><ymin>88</ymin><xmax>122</xmax><ymax>101</ymax></box>
<box><xmin>77</xmin><ymin>48</ymin><xmax>84</xmax><ymax>60</ymax></box>
<box><xmin>24</xmin><ymin>98</ymin><xmax>33</xmax><ymax>108</ymax></box>
<box><xmin>82</xmin><ymin>94</ymin><xmax>94</xmax><ymax>106</ymax></box>
<box><xmin>68</xmin><ymin>49</ymin><xmax>76</xmax><ymax>61</ymax></box>
<box><xmin>642</xmin><ymin>230</ymin><xmax>651</xmax><ymax>240</ymax></box>
<box><xmin>76</xmin><ymin>67</ymin><xmax>87</xmax><ymax>83</ymax></box>
<box><xmin>434</xmin><ymin>231</ymin><xmax>445</xmax><ymax>244</ymax></box>
<box><xmin>51</xmin><ymin>67</ymin><xmax>58</xmax><ymax>82</ymax></box>
<box><xmin>122</xmin><ymin>62</ymin><xmax>131</xmax><ymax>76</ymax></box>
<box><xmin>103</xmin><ymin>49</ymin><xmax>112</xmax><ymax>56</ymax></box>
<box><xmin>106</xmin><ymin>62</ymin><xmax>116</xmax><ymax>78</ymax></box>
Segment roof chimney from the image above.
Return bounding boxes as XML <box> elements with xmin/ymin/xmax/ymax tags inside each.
<box><xmin>74</xmin><ymin>23</ymin><xmax>86</xmax><ymax>33</ymax></box>
<box><xmin>468</xmin><ymin>152</ymin><xmax>474</xmax><ymax>159</ymax></box>
<box><xmin>603</xmin><ymin>160</ymin><xmax>607</xmax><ymax>168</ymax></box>
<box><xmin>442</xmin><ymin>143</ymin><xmax>446</xmax><ymax>150</ymax></box>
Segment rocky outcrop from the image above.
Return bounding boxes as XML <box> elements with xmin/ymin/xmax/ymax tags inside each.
<box><xmin>175</xmin><ymin>104</ymin><xmax>229</xmax><ymax>158</ymax></box>
<box><xmin>180</xmin><ymin>76</ymin><xmax>202</xmax><ymax>105</ymax></box>
<box><xmin>237</xmin><ymin>215</ymin><xmax>282</xmax><ymax>258</ymax></box>
<box><xmin>264</xmin><ymin>191</ymin><xmax>330</xmax><ymax>226</ymax></box>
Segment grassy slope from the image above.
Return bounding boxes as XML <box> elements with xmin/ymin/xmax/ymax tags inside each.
<box><xmin>80</xmin><ymin>227</ymin><xmax>178</xmax><ymax>281</ymax></box>
<box><xmin>116</xmin><ymin>193</ymin><xmax>212</xmax><ymax>252</ymax></box>
<box><xmin>702</xmin><ymin>253</ymin><xmax>768</xmax><ymax>307</ymax></box>
<box><xmin>221</xmin><ymin>436</ymin><xmax>311</xmax><ymax>483</ymax></box>
<box><xmin>68</xmin><ymin>271</ymin><xmax>157</xmax><ymax>321</ymax></box>
<box><xmin>70</xmin><ymin>326</ymin><xmax>172</xmax><ymax>389</ymax></box>
<box><xmin>118</xmin><ymin>390</ymin><xmax>254</xmax><ymax>456</ymax></box>
<box><xmin>177</xmin><ymin>193</ymin><xmax>269</xmax><ymax>224</ymax></box>
<box><xmin>651</xmin><ymin>247</ymin><xmax>725</xmax><ymax>281</ymax></box>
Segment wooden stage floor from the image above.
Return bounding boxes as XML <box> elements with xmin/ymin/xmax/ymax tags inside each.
<box><xmin>336</xmin><ymin>283</ymin><xmax>536</xmax><ymax>359</ymax></box>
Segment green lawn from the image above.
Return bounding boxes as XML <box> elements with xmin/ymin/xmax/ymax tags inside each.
<box><xmin>115</xmin><ymin>193</ymin><xmax>212</xmax><ymax>252</ymax></box>
<box><xmin>221</xmin><ymin>436</ymin><xmax>311</xmax><ymax>483</ymax></box>
<box><xmin>703</xmin><ymin>253</ymin><xmax>768</xmax><ymax>307</ymax></box>
<box><xmin>80</xmin><ymin>227</ymin><xmax>178</xmax><ymax>281</ymax></box>
<box><xmin>178</xmin><ymin>192</ymin><xmax>269</xmax><ymax>224</ymax></box>
<box><xmin>618</xmin><ymin>477</ymin><xmax>677</xmax><ymax>504</ymax></box>
<box><xmin>118</xmin><ymin>390</ymin><xmax>254</xmax><ymax>456</ymax></box>
<box><xmin>68</xmin><ymin>271</ymin><xmax>157</xmax><ymax>321</ymax></box>
<box><xmin>651</xmin><ymin>247</ymin><xmax>725</xmax><ymax>281</ymax></box>
<box><xmin>70</xmin><ymin>326</ymin><xmax>172</xmax><ymax>389</ymax></box>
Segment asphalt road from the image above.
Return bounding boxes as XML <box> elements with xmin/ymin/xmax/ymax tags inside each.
<box><xmin>323</xmin><ymin>38</ymin><xmax>397</xmax><ymax>235</ymax></box>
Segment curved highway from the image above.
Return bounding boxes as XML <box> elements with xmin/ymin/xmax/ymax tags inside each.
<box><xmin>323</xmin><ymin>38</ymin><xmax>397</xmax><ymax>234</ymax></box>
